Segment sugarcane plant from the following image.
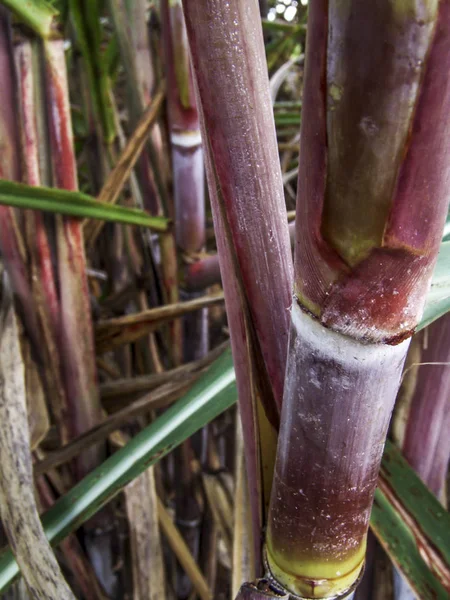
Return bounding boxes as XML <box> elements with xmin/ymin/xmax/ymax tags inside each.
<box><xmin>0</xmin><ymin>0</ymin><xmax>448</xmax><ymax>599</ymax></box>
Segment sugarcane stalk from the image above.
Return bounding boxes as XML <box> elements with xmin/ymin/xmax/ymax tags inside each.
<box><xmin>182</xmin><ymin>1</ymin><xmax>294</xmax><ymax>564</ymax></box>
<box><xmin>161</xmin><ymin>0</ymin><xmax>204</xmax><ymax>260</ymax></box>
<box><xmin>183</xmin><ymin>0</ymin><xmax>293</xmax><ymax>408</ymax></box>
<box><xmin>0</xmin><ymin>8</ymin><xmax>41</xmax><ymax>351</ymax></box>
<box><xmin>13</xmin><ymin>35</ymin><xmax>72</xmax><ymax>440</ymax></box>
<box><xmin>161</xmin><ymin>2</ymin><xmax>206</xmax><ymax>589</ymax></box>
<box><xmin>184</xmin><ymin>255</ymin><xmax>221</xmax><ymax>293</ymax></box>
<box><xmin>265</xmin><ymin>1</ymin><xmax>450</xmax><ymax>598</ymax></box>
<box><xmin>266</xmin><ymin>306</ymin><xmax>409</xmax><ymax>597</ymax></box>
<box><xmin>43</xmin><ymin>37</ymin><xmax>103</xmax><ymax>473</ymax></box>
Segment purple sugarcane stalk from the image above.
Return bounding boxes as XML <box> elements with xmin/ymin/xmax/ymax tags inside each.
<box><xmin>0</xmin><ymin>9</ymin><xmax>40</xmax><ymax>349</ymax></box>
<box><xmin>182</xmin><ymin>0</ymin><xmax>294</xmax><ymax>568</ymax></box>
<box><xmin>266</xmin><ymin>2</ymin><xmax>450</xmax><ymax>597</ymax></box>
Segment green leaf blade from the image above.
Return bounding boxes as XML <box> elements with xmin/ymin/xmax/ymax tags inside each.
<box><xmin>418</xmin><ymin>240</ymin><xmax>450</xmax><ymax>331</ymax></box>
<box><xmin>0</xmin><ymin>180</ymin><xmax>170</xmax><ymax>232</ymax></box>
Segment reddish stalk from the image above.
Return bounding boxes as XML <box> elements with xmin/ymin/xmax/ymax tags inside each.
<box><xmin>184</xmin><ymin>255</ymin><xmax>221</xmax><ymax>293</ymax></box>
<box><xmin>161</xmin><ymin>0</ymin><xmax>205</xmax><ymax>259</ymax></box>
<box><xmin>43</xmin><ymin>38</ymin><xmax>103</xmax><ymax>473</ymax></box>
<box><xmin>182</xmin><ymin>0</ymin><xmax>294</xmax><ymax>567</ymax></box>
<box><xmin>266</xmin><ymin>2</ymin><xmax>450</xmax><ymax>597</ymax></box>
<box><xmin>43</xmin><ymin>37</ymin><xmax>119</xmax><ymax>595</ymax></box>
<box><xmin>0</xmin><ymin>8</ymin><xmax>40</xmax><ymax>349</ymax></box>
<box><xmin>14</xmin><ymin>36</ymin><xmax>70</xmax><ymax>436</ymax></box>
<box><xmin>183</xmin><ymin>0</ymin><xmax>293</xmax><ymax>409</ymax></box>
<box><xmin>161</xmin><ymin>3</ymin><xmax>206</xmax><ymax>589</ymax></box>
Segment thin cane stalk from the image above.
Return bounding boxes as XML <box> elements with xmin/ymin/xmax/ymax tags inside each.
<box><xmin>43</xmin><ymin>37</ymin><xmax>103</xmax><ymax>472</ymax></box>
<box><xmin>161</xmin><ymin>3</ymin><xmax>206</xmax><ymax>588</ymax></box>
<box><xmin>182</xmin><ymin>1</ymin><xmax>294</xmax><ymax>566</ymax></box>
<box><xmin>13</xmin><ymin>35</ymin><xmax>73</xmax><ymax>442</ymax></box>
<box><xmin>0</xmin><ymin>9</ymin><xmax>41</xmax><ymax>350</ymax></box>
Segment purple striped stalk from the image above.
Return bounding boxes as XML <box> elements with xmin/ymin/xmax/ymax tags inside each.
<box><xmin>43</xmin><ymin>38</ymin><xmax>103</xmax><ymax>475</ymax></box>
<box><xmin>161</xmin><ymin>0</ymin><xmax>207</xmax><ymax>371</ymax></box>
<box><xmin>14</xmin><ymin>36</ymin><xmax>71</xmax><ymax>436</ymax></box>
<box><xmin>0</xmin><ymin>9</ymin><xmax>40</xmax><ymax>349</ymax></box>
<box><xmin>159</xmin><ymin>0</ymin><xmax>206</xmax><ymax>551</ymax></box>
<box><xmin>161</xmin><ymin>0</ymin><xmax>204</xmax><ymax>258</ymax></box>
<box><xmin>182</xmin><ymin>0</ymin><xmax>293</xmax><ymax>410</ymax></box>
<box><xmin>182</xmin><ymin>0</ymin><xmax>294</xmax><ymax>565</ymax></box>
<box><xmin>266</xmin><ymin>2</ymin><xmax>450</xmax><ymax>598</ymax></box>
<box><xmin>157</xmin><ymin>0</ymin><xmax>208</xmax><ymax>562</ymax></box>
<box><xmin>44</xmin><ymin>38</ymin><xmax>118</xmax><ymax>595</ymax></box>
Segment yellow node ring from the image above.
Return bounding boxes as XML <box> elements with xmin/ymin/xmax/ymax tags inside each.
<box><xmin>264</xmin><ymin>542</ymin><xmax>365</xmax><ymax>599</ymax></box>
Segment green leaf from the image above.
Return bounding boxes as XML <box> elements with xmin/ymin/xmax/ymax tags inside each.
<box><xmin>0</xmin><ymin>180</ymin><xmax>170</xmax><ymax>232</ymax></box>
<box><xmin>372</xmin><ymin>440</ymin><xmax>450</xmax><ymax>599</ymax></box>
<box><xmin>0</xmin><ymin>349</ymin><xmax>236</xmax><ymax>593</ymax></box>
<box><xmin>274</xmin><ymin>112</ymin><xmax>301</xmax><ymax>127</ymax></box>
<box><xmin>418</xmin><ymin>240</ymin><xmax>450</xmax><ymax>331</ymax></box>
<box><xmin>69</xmin><ymin>0</ymin><xmax>116</xmax><ymax>144</ymax></box>
<box><xmin>0</xmin><ymin>0</ymin><xmax>58</xmax><ymax>39</ymax></box>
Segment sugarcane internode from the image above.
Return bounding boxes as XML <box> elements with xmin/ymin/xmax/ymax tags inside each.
<box><xmin>265</xmin><ymin>302</ymin><xmax>410</xmax><ymax>598</ymax></box>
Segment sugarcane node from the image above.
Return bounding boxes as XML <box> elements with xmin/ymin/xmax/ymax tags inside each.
<box><xmin>296</xmin><ymin>242</ymin><xmax>436</xmax><ymax>345</ymax></box>
<box><xmin>294</xmin><ymin>295</ymin><xmax>415</xmax><ymax>347</ymax></box>
<box><xmin>262</xmin><ymin>544</ymin><xmax>364</xmax><ymax>600</ymax></box>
